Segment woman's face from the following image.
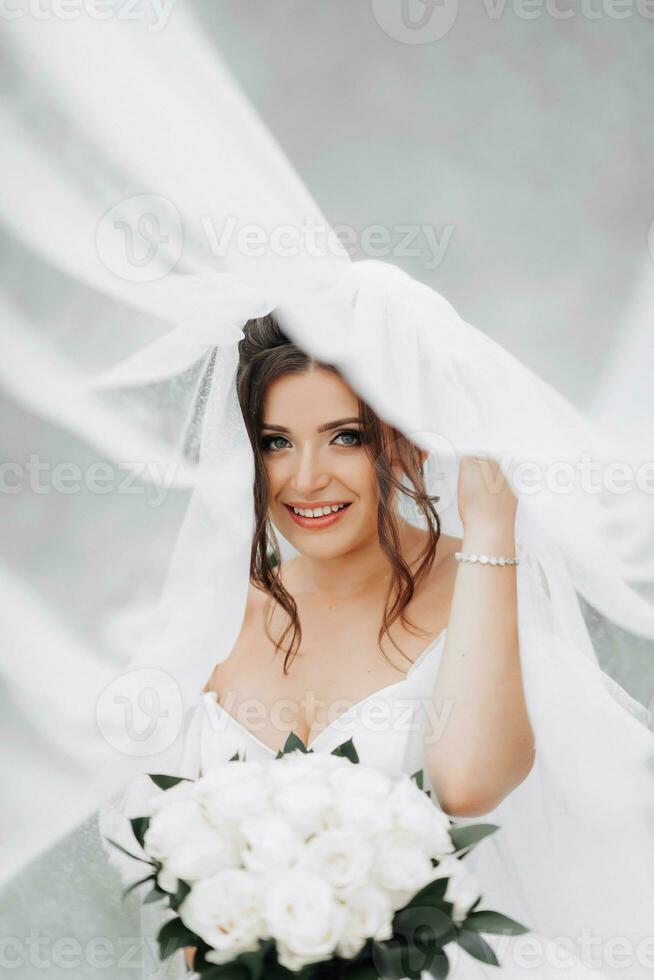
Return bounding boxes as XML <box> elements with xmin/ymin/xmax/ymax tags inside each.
<box><xmin>260</xmin><ymin>366</ymin><xmax>381</xmax><ymax>559</ymax></box>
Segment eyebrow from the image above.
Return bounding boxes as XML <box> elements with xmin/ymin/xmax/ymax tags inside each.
<box><xmin>261</xmin><ymin>417</ymin><xmax>362</xmax><ymax>434</ymax></box>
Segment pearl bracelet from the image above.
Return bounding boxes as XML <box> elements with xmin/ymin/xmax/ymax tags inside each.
<box><xmin>454</xmin><ymin>552</ymin><xmax>519</xmax><ymax>566</ymax></box>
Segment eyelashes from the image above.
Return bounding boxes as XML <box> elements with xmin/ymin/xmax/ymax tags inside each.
<box><xmin>260</xmin><ymin>429</ymin><xmax>366</xmax><ymax>453</ymax></box>
<box><xmin>260</xmin><ymin>435</ymin><xmax>290</xmax><ymax>452</ymax></box>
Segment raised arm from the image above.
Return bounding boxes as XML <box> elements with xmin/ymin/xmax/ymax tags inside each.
<box><xmin>424</xmin><ymin>456</ymin><xmax>535</xmax><ymax>817</ymax></box>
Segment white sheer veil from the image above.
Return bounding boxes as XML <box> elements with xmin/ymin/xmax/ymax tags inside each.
<box><xmin>1</xmin><ymin>6</ymin><xmax>654</xmax><ymax>980</ymax></box>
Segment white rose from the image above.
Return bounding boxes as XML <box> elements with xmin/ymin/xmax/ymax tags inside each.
<box><xmin>372</xmin><ymin>829</ymin><xmax>437</xmax><ymax>910</ymax></box>
<box><xmin>288</xmin><ymin>750</ymin><xmax>350</xmax><ymax>775</ymax></box>
<box><xmin>330</xmin><ymin>765</ymin><xmax>394</xmax><ymax>835</ymax></box>
<box><xmin>336</xmin><ymin>885</ymin><xmax>394</xmax><ymax>959</ymax></box>
<box><xmin>194</xmin><ymin>761</ymin><xmax>270</xmax><ymax>825</ymax></box>
<box><xmin>166</xmin><ymin>821</ymin><xmax>240</xmax><ymax>884</ymax></box>
<box><xmin>144</xmin><ymin>798</ymin><xmax>238</xmax><ymax>892</ymax></box>
<box><xmin>329</xmin><ymin>763</ymin><xmax>392</xmax><ymax>800</ymax></box>
<box><xmin>299</xmin><ymin>829</ymin><xmax>374</xmax><ymax>897</ymax></box>
<box><xmin>432</xmin><ymin>855</ymin><xmax>481</xmax><ymax>924</ymax></box>
<box><xmin>241</xmin><ymin>813</ymin><xmax>302</xmax><ymax>877</ymax></box>
<box><xmin>267</xmin><ymin>756</ymin><xmax>308</xmax><ymax>790</ymax></box>
<box><xmin>179</xmin><ymin>868</ymin><xmax>265</xmax><ymax>964</ymax></box>
<box><xmin>146</xmin><ymin>779</ymin><xmax>194</xmax><ymax>816</ymax></box>
<box><xmin>385</xmin><ymin>775</ymin><xmax>454</xmax><ymax>858</ymax></box>
<box><xmin>273</xmin><ymin>779</ymin><xmax>337</xmax><ymax>837</ymax></box>
<box><xmin>156</xmin><ymin>865</ymin><xmax>179</xmax><ymax>894</ymax></box>
<box><xmin>264</xmin><ymin>869</ymin><xmax>347</xmax><ymax>972</ymax></box>
<box><xmin>267</xmin><ymin>750</ymin><xmax>347</xmax><ymax>791</ymax></box>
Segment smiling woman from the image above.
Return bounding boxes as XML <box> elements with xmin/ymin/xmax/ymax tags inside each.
<box><xmin>235</xmin><ymin>312</ymin><xmax>444</xmax><ymax>676</ymax></box>
<box><xmin>188</xmin><ymin>310</ymin><xmax>532</xmax><ymax>818</ymax></box>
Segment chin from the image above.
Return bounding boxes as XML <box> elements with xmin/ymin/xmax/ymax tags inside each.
<box><xmin>286</xmin><ymin>529</ymin><xmax>352</xmax><ymax>559</ymax></box>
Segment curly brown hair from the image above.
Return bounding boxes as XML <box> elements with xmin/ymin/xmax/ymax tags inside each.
<box><xmin>236</xmin><ymin>313</ymin><xmax>442</xmax><ymax>674</ymax></box>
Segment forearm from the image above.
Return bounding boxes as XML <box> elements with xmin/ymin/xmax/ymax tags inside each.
<box><xmin>425</xmin><ymin>515</ymin><xmax>535</xmax><ymax>816</ymax></box>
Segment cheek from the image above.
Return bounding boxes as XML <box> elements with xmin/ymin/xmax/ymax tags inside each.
<box><xmin>348</xmin><ymin>456</ymin><xmax>379</xmax><ymax>504</ymax></box>
<box><xmin>260</xmin><ymin>458</ymin><xmax>282</xmax><ymax>498</ymax></box>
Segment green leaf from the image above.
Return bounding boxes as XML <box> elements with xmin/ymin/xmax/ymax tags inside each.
<box><xmin>199</xmin><ymin>963</ymin><xmax>251</xmax><ymax>980</ymax></box>
<box><xmin>170</xmin><ymin>879</ymin><xmax>191</xmax><ymax>912</ymax></box>
<box><xmin>393</xmin><ymin>905</ymin><xmax>456</xmax><ymax>947</ymax></box>
<box><xmin>122</xmin><ymin>873</ymin><xmax>155</xmax><ymax>898</ymax></box>
<box><xmin>464</xmin><ymin>910</ymin><xmax>530</xmax><ymax>936</ymax></box>
<box><xmin>275</xmin><ymin>731</ymin><xmax>309</xmax><ymax>758</ymax></box>
<box><xmin>257</xmin><ymin>941</ymin><xmax>294</xmax><ymax>980</ymax></box>
<box><xmin>143</xmin><ymin>885</ymin><xmax>167</xmax><ymax>904</ymax></box>
<box><xmin>449</xmin><ymin>823</ymin><xmax>498</xmax><ymax>855</ymax></box>
<box><xmin>405</xmin><ymin>876</ymin><xmax>448</xmax><ymax>907</ymax></box>
<box><xmin>411</xmin><ymin>769</ymin><xmax>424</xmax><ymax>790</ymax></box>
<box><xmin>455</xmin><ymin>928</ymin><xmax>499</xmax><ymax>966</ymax></box>
<box><xmin>105</xmin><ymin>836</ymin><xmax>153</xmax><ymax>867</ymax></box>
<box><xmin>236</xmin><ymin>946</ymin><xmax>268</xmax><ymax>980</ymax></box>
<box><xmin>148</xmin><ymin>773</ymin><xmax>190</xmax><ymax>791</ymax></box>
<box><xmin>426</xmin><ymin>950</ymin><xmax>450</xmax><ymax>979</ymax></box>
<box><xmin>156</xmin><ymin>916</ymin><xmax>199</xmax><ymax>962</ymax></box>
<box><xmin>341</xmin><ymin>961</ymin><xmax>380</xmax><ymax>980</ymax></box>
<box><xmin>129</xmin><ymin>816</ymin><xmax>150</xmax><ymax>850</ymax></box>
<box><xmin>190</xmin><ymin>943</ymin><xmax>217</xmax><ymax>974</ymax></box>
<box><xmin>372</xmin><ymin>938</ymin><xmax>416</xmax><ymax>980</ymax></box>
<box><xmin>330</xmin><ymin>737</ymin><xmax>360</xmax><ymax>764</ymax></box>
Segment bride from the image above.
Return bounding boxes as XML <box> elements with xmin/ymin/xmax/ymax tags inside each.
<box><xmin>173</xmin><ymin>312</ymin><xmax>569</xmax><ymax>979</ymax></box>
<box><xmin>92</xmin><ymin>256</ymin><xmax>654</xmax><ymax>980</ymax></box>
<box><xmin>198</xmin><ymin>311</ymin><xmax>532</xmax><ymax>794</ymax></box>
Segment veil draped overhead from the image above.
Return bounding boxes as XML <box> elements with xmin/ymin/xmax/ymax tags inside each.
<box><xmin>1</xmin><ymin>6</ymin><xmax>654</xmax><ymax>979</ymax></box>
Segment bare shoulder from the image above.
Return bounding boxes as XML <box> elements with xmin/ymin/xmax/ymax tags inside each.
<box><xmin>202</xmin><ymin>580</ymin><xmax>271</xmax><ymax>693</ymax></box>
<box><xmin>411</xmin><ymin>527</ymin><xmax>461</xmax><ymax>575</ymax></box>
<box><xmin>423</xmin><ymin>531</ymin><xmax>462</xmax><ymax>590</ymax></box>
<box><xmin>410</xmin><ymin>530</ymin><xmax>461</xmax><ymax>630</ymax></box>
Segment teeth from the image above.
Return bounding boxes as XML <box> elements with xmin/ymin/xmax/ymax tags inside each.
<box><xmin>292</xmin><ymin>504</ymin><xmax>347</xmax><ymax>518</ymax></box>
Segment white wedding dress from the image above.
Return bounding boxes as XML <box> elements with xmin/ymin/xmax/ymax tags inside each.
<box><xmin>166</xmin><ymin>628</ymin><xmax>615</xmax><ymax>980</ymax></box>
<box><xmin>178</xmin><ymin>630</ymin><xmax>449</xmax><ymax>780</ymax></box>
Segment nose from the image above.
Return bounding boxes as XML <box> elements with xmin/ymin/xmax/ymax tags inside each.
<box><xmin>289</xmin><ymin>443</ymin><xmax>330</xmax><ymax>496</ymax></box>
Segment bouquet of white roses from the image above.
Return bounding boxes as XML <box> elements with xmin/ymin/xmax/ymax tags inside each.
<box><xmin>108</xmin><ymin>734</ymin><xmax>527</xmax><ymax>979</ymax></box>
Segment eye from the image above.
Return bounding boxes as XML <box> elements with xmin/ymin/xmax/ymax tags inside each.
<box><xmin>261</xmin><ymin>435</ymin><xmax>291</xmax><ymax>452</ymax></box>
<box><xmin>332</xmin><ymin>429</ymin><xmax>363</xmax><ymax>447</ymax></box>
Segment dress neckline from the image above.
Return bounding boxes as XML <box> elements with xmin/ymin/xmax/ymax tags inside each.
<box><xmin>202</xmin><ymin>627</ymin><xmax>447</xmax><ymax>755</ymax></box>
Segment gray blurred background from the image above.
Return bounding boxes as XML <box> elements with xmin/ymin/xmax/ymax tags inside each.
<box><xmin>194</xmin><ymin>0</ymin><xmax>654</xmax><ymax>406</ymax></box>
